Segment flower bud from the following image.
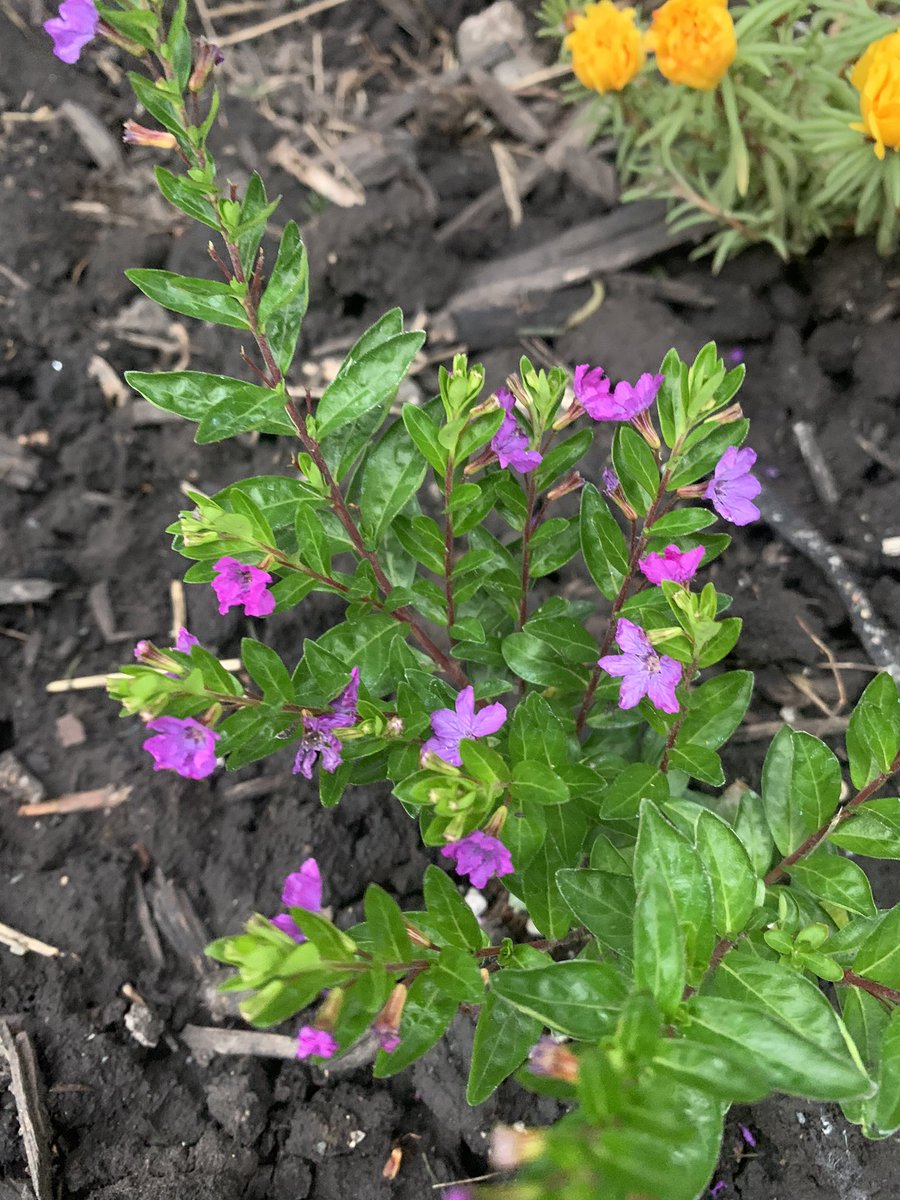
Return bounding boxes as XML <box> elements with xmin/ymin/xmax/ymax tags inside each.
<box><xmin>709</xmin><ymin>402</ymin><xmax>744</xmax><ymax>425</ymax></box>
<box><xmin>122</xmin><ymin>121</ymin><xmax>177</xmax><ymax>149</ymax></box>
<box><xmin>527</xmin><ymin>1037</ymin><xmax>580</xmax><ymax>1083</ymax></box>
<box><xmin>546</xmin><ymin>470</ymin><xmax>584</xmax><ymax>502</ymax></box>
<box><xmin>489</xmin><ymin>1125</ymin><xmax>546</xmax><ymax>1170</ymax></box>
<box><xmin>372</xmin><ymin>983</ymin><xmax>407</xmax><ymax>1052</ymax></box>
<box><xmin>315</xmin><ymin>987</ymin><xmax>344</xmax><ymax>1031</ymax></box>
<box><xmin>189</xmin><ymin>39</ymin><xmax>224</xmax><ymax>93</ymax></box>
<box><xmin>384</xmin><ymin>715</ymin><xmax>405</xmax><ymax>739</ymax></box>
<box><xmin>483</xmin><ymin>805</ymin><xmax>508</xmax><ymax>839</ymax></box>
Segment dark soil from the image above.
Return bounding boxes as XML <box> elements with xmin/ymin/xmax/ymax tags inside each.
<box><xmin>1</xmin><ymin>2</ymin><xmax>899</xmax><ymax>1197</ymax></box>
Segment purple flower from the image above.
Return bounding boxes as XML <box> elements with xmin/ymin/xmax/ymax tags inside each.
<box><xmin>174</xmin><ymin>627</ymin><xmax>200</xmax><ymax>653</ymax></box>
<box><xmin>710</xmin><ymin>1183</ymin><xmax>727</xmax><ymax>1199</ymax></box>
<box><xmin>704</xmin><ymin>447</ymin><xmax>761</xmax><ymax>526</ymax></box>
<box><xmin>133</xmin><ymin>639</ymin><xmax>151</xmax><ymax>660</ymax></box>
<box><xmin>211</xmin><ymin>556</ymin><xmax>276</xmax><ymax>617</ymax></box>
<box><xmin>491</xmin><ymin>389</ymin><xmax>542</xmax><ymax>473</ymax></box>
<box><xmin>441</xmin><ymin>831</ymin><xmax>514</xmax><ymax>890</ymax></box>
<box><xmin>272</xmin><ymin>857</ymin><xmax>323</xmax><ymax>941</ymax></box>
<box><xmin>374</xmin><ymin>1027</ymin><xmax>401</xmax><ymax>1053</ymax></box>
<box><xmin>601</xmin><ymin>467</ymin><xmax>620</xmax><ymax>495</ymax></box>
<box><xmin>444</xmin><ymin>1190</ymin><xmax>472</xmax><ymax>1200</ymax></box>
<box><xmin>292</xmin><ymin>667</ymin><xmax>360</xmax><ymax>779</ymax></box>
<box><xmin>142</xmin><ymin>716</ymin><xmax>220</xmax><ymax>779</ymax></box>
<box><xmin>574</xmin><ymin>365</ymin><xmax>663</xmax><ymax>422</ymax></box>
<box><xmin>423</xmin><ymin>686</ymin><xmax>507</xmax><ymax>767</ymax></box>
<box><xmin>726</xmin><ymin>347</ymin><xmax>745</xmax><ymax>365</ymax></box>
<box><xmin>44</xmin><ymin>0</ymin><xmax>98</xmax><ymax>64</ymax></box>
<box><xmin>638</xmin><ymin>544</ymin><xmax>705</xmax><ymax>586</ymax></box>
<box><xmin>295</xmin><ymin>1026</ymin><xmax>338</xmax><ymax>1060</ymax></box>
<box><xmin>739</xmin><ymin>1124</ymin><xmax>756</xmax><ymax>1148</ymax></box>
<box><xmin>597</xmin><ymin>618</ymin><xmax>682</xmax><ymax>714</ymax></box>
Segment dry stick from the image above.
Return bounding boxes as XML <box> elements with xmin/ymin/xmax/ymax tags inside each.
<box><xmin>0</xmin><ymin>922</ymin><xmax>61</xmax><ymax>958</ymax></box>
<box><xmin>214</xmin><ymin>0</ymin><xmax>351</xmax><ymax>47</ymax></box>
<box><xmin>0</xmin><ymin>1020</ymin><xmax>54</xmax><ymax>1200</ymax></box>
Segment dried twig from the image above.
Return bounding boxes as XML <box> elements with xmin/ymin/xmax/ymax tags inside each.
<box><xmin>0</xmin><ymin>1020</ymin><xmax>54</xmax><ymax>1200</ymax></box>
<box><xmin>181</xmin><ymin>1024</ymin><xmax>298</xmax><ymax>1064</ymax></box>
<box><xmin>215</xmin><ymin>0</ymin><xmax>351</xmax><ymax>47</ymax></box>
<box><xmin>46</xmin><ymin>659</ymin><xmax>242</xmax><ymax>692</ymax></box>
<box><xmin>797</xmin><ymin>616</ymin><xmax>848</xmax><ymax>712</ymax></box>
<box><xmin>792</xmin><ymin>421</ymin><xmax>839</xmax><ymax>507</ymax></box>
<box><xmin>0</xmin><ymin>923</ymin><xmax>60</xmax><ymax>958</ymax></box>
<box><xmin>18</xmin><ymin>785</ymin><xmax>132</xmax><ymax>817</ymax></box>
<box><xmin>490</xmin><ymin>141</ymin><xmax>523</xmax><ymax>229</ymax></box>
<box><xmin>732</xmin><ymin>716</ymin><xmax>849</xmax><ymax>742</ymax></box>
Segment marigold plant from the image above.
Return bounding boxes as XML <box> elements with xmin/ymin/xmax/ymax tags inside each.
<box><xmin>38</xmin><ymin>1</ymin><xmax>900</xmax><ymax>1198</ymax></box>
<box><xmin>543</xmin><ymin>0</ymin><xmax>900</xmax><ymax>266</ymax></box>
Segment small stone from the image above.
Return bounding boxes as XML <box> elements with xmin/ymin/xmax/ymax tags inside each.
<box><xmin>456</xmin><ymin>1</ymin><xmax>542</xmax><ymax>84</ymax></box>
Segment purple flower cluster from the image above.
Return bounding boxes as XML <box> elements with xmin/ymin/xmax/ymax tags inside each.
<box><xmin>293</xmin><ymin>667</ymin><xmax>360</xmax><ymax>779</ymax></box>
<box><xmin>598</xmin><ymin>619</ymin><xmax>682</xmax><ymax>714</ymax></box>
<box><xmin>704</xmin><ymin>447</ymin><xmax>761</xmax><ymax>526</ymax></box>
<box><xmin>44</xmin><ymin>0</ymin><xmax>98</xmax><ymax>63</ymax></box>
<box><xmin>143</xmin><ymin>716</ymin><xmax>221</xmax><ymax>780</ymax></box>
<box><xmin>574</xmin><ymin>365</ymin><xmax>663</xmax><ymax>423</ymax></box>
<box><xmin>423</xmin><ymin>686</ymin><xmax>506</xmax><ymax>768</ymax></box>
<box><xmin>638</xmin><ymin>544</ymin><xmax>704</xmax><ymax>585</ymax></box>
<box><xmin>271</xmin><ymin>858</ymin><xmax>323</xmax><ymax>942</ymax></box>
<box><xmin>441</xmin><ymin>830</ymin><xmax>514</xmax><ymax>890</ymax></box>
<box><xmin>212</xmin><ymin>556</ymin><xmax>275</xmax><ymax>617</ymax></box>
<box><xmin>490</xmin><ymin>388</ymin><xmax>542</xmax><ymax>474</ymax></box>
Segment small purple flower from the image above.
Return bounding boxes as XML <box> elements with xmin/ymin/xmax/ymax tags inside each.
<box><xmin>597</xmin><ymin>618</ymin><xmax>682</xmax><ymax>714</ymax></box>
<box><xmin>295</xmin><ymin>1026</ymin><xmax>338</xmax><ymax>1060</ymax></box>
<box><xmin>374</xmin><ymin>1027</ymin><xmax>401</xmax><ymax>1053</ymax></box>
<box><xmin>601</xmin><ymin>467</ymin><xmax>620</xmax><ymax>495</ymax></box>
<box><xmin>211</xmin><ymin>556</ymin><xmax>276</xmax><ymax>617</ymax></box>
<box><xmin>739</xmin><ymin>1124</ymin><xmax>756</xmax><ymax>1148</ymax></box>
<box><xmin>423</xmin><ymin>686</ymin><xmax>507</xmax><ymax>767</ymax></box>
<box><xmin>441</xmin><ymin>831</ymin><xmax>514</xmax><ymax>890</ymax></box>
<box><xmin>710</xmin><ymin>1182</ymin><xmax>728</xmax><ymax>1199</ymax></box>
<box><xmin>174</xmin><ymin>627</ymin><xmax>200</xmax><ymax>653</ymax></box>
<box><xmin>133</xmin><ymin>639</ymin><xmax>151</xmax><ymax>660</ymax></box>
<box><xmin>726</xmin><ymin>347</ymin><xmax>745</xmax><ymax>365</ymax></box>
<box><xmin>272</xmin><ymin>857</ymin><xmax>323</xmax><ymax>941</ymax></box>
<box><xmin>142</xmin><ymin>716</ymin><xmax>220</xmax><ymax>780</ymax></box>
<box><xmin>491</xmin><ymin>389</ymin><xmax>542</xmax><ymax>473</ymax></box>
<box><xmin>44</xmin><ymin>0</ymin><xmax>98</xmax><ymax>64</ymax></box>
<box><xmin>292</xmin><ymin>667</ymin><xmax>360</xmax><ymax>779</ymax></box>
<box><xmin>704</xmin><ymin>447</ymin><xmax>761</xmax><ymax>526</ymax></box>
<box><xmin>638</xmin><ymin>544</ymin><xmax>705</xmax><ymax>586</ymax></box>
<box><xmin>444</xmin><ymin>1190</ymin><xmax>472</xmax><ymax>1200</ymax></box>
<box><xmin>574</xmin><ymin>365</ymin><xmax>663</xmax><ymax>422</ymax></box>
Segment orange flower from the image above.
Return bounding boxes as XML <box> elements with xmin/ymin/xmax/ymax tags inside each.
<box><xmin>565</xmin><ymin>1</ymin><xmax>645</xmax><ymax>95</ymax></box>
<box><xmin>851</xmin><ymin>30</ymin><xmax>900</xmax><ymax>161</ymax></box>
<box><xmin>646</xmin><ymin>0</ymin><xmax>736</xmax><ymax>91</ymax></box>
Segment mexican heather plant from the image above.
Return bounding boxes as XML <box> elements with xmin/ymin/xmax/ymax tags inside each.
<box><xmin>541</xmin><ymin>0</ymin><xmax>900</xmax><ymax>267</ymax></box>
<box><xmin>43</xmin><ymin>2</ymin><xmax>900</xmax><ymax>1196</ymax></box>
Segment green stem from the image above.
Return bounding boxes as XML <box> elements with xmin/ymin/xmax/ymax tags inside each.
<box><xmin>444</xmin><ymin>457</ymin><xmax>456</xmax><ymax>635</ymax></box>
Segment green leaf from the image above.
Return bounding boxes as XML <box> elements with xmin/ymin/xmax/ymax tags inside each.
<box><xmin>830</xmin><ymin>798</ymin><xmax>900</xmax><ymax>858</ymax></box>
<box><xmin>676</xmin><ymin>671</ymin><xmax>753</xmax><ymax>750</ymax></box>
<box><xmin>491</xmin><ymin>961</ymin><xmax>628</xmax><ymax>1039</ymax></box>
<box><xmin>155</xmin><ymin>166</ymin><xmax>219</xmax><ymax>230</ymax></box>
<box><xmin>521</xmin><ymin>616</ymin><xmax>598</xmax><ymax>664</ymax></box>
<box><xmin>509</xmin><ymin>804</ymin><xmax>588</xmax><ymax>938</ymax></box>
<box><xmin>128</xmin><ymin>71</ymin><xmax>184</xmax><ymax>133</ymax></box>
<box><xmin>315</xmin><ymin>324</ymin><xmax>425</xmax><ymax>441</ymax></box>
<box><xmin>359</xmin><ymin>416</ymin><xmax>427</xmax><ymax>544</ymax></box>
<box><xmin>666</xmin><ymin>420</ymin><xmax>750</xmax><ymax>490</ymax></box>
<box><xmin>600</xmin><ymin>764</ymin><xmax>667</xmax><ymax>822</ymax></box>
<box><xmin>634</xmin><ymin>873</ymin><xmax>686</xmax><ymax>1017</ymax></box>
<box><xmin>364</xmin><ymin>884</ymin><xmax>414</xmax><ymax>964</ymax></box>
<box><xmin>373</xmin><ymin>973</ymin><xmax>457</xmax><ymax>1077</ymax></box>
<box><xmin>611</xmin><ymin>424</ymin><xmax>660</xmax><ymax>517</ymax></box>
<box><xmin>502</xmin><ymin>631</ymin><xmax>589</xmax><ymax>692</ymax></box>
<box><xmin>507</xmin><ymin>693</ymin><xmax>569</xmax><ymax>767</ymax></box>
<box><xmin>649</xmin><ymin>508</ymin><xmax>717</xmax><ymax>539</ymax></box>
<box><xmin>580</xmin><ymin>483</ymin><xmax>629</xmax><ymax>601</ymax></box>
<box><xmin>652</xmin><ymin>1036</ymin><xmax>771</xmax><ymax>1103</ymax></box>
<box><xmin>533</xmin><ymin>428</ymin><xmax>592</xmax><ymax>492</ymax></box>
<box><xmin>422</xmin><ymin>865</ymin><xmax>484</xmax><ymax>951</ymax></box>
<box><xmin>789</xmin><ymin>849</ymin><xmax>876</xmax><ymax>917</ymax></box>
<box><xmin>467</xmin><ymin>992</ymin><xmax>542</xmax><ymax>1105</ymax></box>
<box><xmin>429</xmin><ymin>945</ymin><xmax>485</xmax><ymax>1003</ymax></box>
<box><xmin>666</xmin><ymin>744</ymin><xmax>724</xmax><ymax>786</ymax></box>
<box><xmin>846</xmin><ymin>673</ymin><xmax>900</xmax><ymax>789</ymax></box>
<box><xmin>556</xmin><ymin>869</ymin><xmax>634</xmax><ymax>959</ymax></box>
<box><xmin>510</xmin><ymin>761</ymin><xmax>569</xmax><ymax>806</ymax></box>
<box><xmin>316</xmin><ymin>613</ymin><xmax>401</xmax><ymax>694</ymax></box>
<box><xmin>240</xmin><ymin>638</ymin><xmax>293</xmax><ymax>703</ymax></box>
<box><xmin>762</xmin><ymin>727</ymin><xmax>842</xmax><ymax>856</ymax></box>
<box><xmin>288</xmin><ymin>910</ymin><xmax>356</xmax><ymax>961</ymax></box>
<box><xmin>501</xmin><ymin>802</ymin><xmax>546</xmax><ymax>874</ymax></box>
<box><xmin>335</xmin><ymin>967</ymin><xmax>393</xmax><ymax>1048</ymax></box>
<box><xmin>236</xmin><ymin>172</ymin><xmax>277</xmax><ymax>275</ymax></box>
<box><xmin>695</xmin><ymin>811</ymin><xmax>759</xmax><ymax>937</ymax></box>
<box><xmin>393</xmin><ymin>514</ymin><xmax>445</xmax><ymax>574</ymax></box>
<box><xmin>125</xmin><ymin>370</ymin><xmax>273</xmax><ymax>427</ymax></box>
<box><xmin>873</xmin><ymin>1010</ymin><xmax>900</xmax><ymax>1135</ymax></box>
<box><xmin>855</xmin><ymin>904</ymin><xmax>900</xmax><ymax>988</ymax></box>
<box><xmin>258</xmin><ymin>221</ymin><xmax>309</xmax><ymax>371</ymax></box>
<box><xmin>401</xmin><ymin>404</ymin><xmax>447</xmax><ymax>473</ymax></box>
<box><xmin>735</xmin><ymin>789</ymin><xmax>775</xmax><ymax>876</ymax></box>
<box><xmin>125</xmin><ymin>269</ymin><xmax>249</xmax><ymax>329</ymax></box>
<box><xmin>635</xmin><ymin>800</ymin><xmax>714</xmax><ymax>984</ymax></box>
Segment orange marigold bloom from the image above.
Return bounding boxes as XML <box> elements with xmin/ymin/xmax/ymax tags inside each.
<box><xmin>565</xmin><ymin>1</ymin><xmax>645</xmax><ymax>95</ymax></box>
<box><xmin>646</xmin><ymin>0</ymin><xmax>736</xmax><ymax>91</ymax></box>
<box><xmin>851</xmin><ymin>30</ymin><xmax>900</xmax><ymax>161</ymax></box>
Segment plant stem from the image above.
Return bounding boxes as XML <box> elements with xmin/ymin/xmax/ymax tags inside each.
<box><xmin>842</xmin><ymin>971</ymin><xmax>900</xmax><ymax>1006</ymax></box>
<box><xmin>518</xmin><ymin>472</ymin><xmax>538</xmax><ymax>632</ymax></box>
<box><xmin>444</xmin><ymin>457</ymin><xmax>456</xmax><ymax>634</ymax></box>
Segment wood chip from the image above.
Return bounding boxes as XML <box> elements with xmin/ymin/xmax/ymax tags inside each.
<box><xmin>268</xmin><ymin>138</ymin><xmax>365</xmax><ymax>208</ymax></box>
<box><xmin>0</xmin><ymin>434</ymin><xmax>40</xmax><ymax>491</ymax></box>
<box><xmin>55</xmin><ymin>713</ymin><xmax>86</xmax><ymax>748</ymax></box>
<box><xmin>0</xmin><ymin>751</ymin><xmax>46</xmax><ymax>805</ymax></box>
<box><xmin>181</xmin><ymin>1024</ymin><xmax>298</xmax><ymax>1065</ymax></box>
<box><xmin>59</xmin><ymin>99</ymin><xmax>121</xmax><ymax>172</ymax></box>
<box><xmin>467</xmin><ymin>66</ymin><xmax>547</xmax><ymax>145</ymax></box>
<box><xmin>490</xmin><ymin>141</ymin><xmax>523</xmax><ymax>229</ymax></box>
<box><xmin>0</xmin><ymin>923</ymin><xmax>61</xmax><ymax>958</ymax></box>
<box><xmin>88</xmin><ymin>354</ymin><xmax>129</xmax><ymax>407</ymax></box>
<box><xmin>18</xmin><ymin>785</ymin><xmax>131</xmax><ymax>817</ymax></box>
<box><xmin>147</xmin><ymin>869</ymin><xmax>212</xmax><ymax>977</ymax></box>
<box><xmin>0</xmin><ymin>1019</ymin><xmax>54</xmax><ymax>1200</ymax></box>
<box><xmin>0</xmin><ymin>579</ymin><xmax>57</xmax><ymax>605</ymax></box>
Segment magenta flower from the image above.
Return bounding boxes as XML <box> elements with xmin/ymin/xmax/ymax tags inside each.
<box><xmin>423</xmin><ymin>686</ymin><xmax>507</xmax><ymax>767</ymax></box>
<box><xmin>211</xmin><ymin>556</ymin><xmax>276</xmax><ymax>617</ymax></box>
<box><xmin>295</xmin><ymin>1026</ymin><xmax>338</xmax><ymax>1060</ymax></box>
<box><xmin>574</xmin><ymin>365</ymin><xmax>663</xmax><ymax>422</ymax></box>
<box><xmin>133</xmin><ymin>639</ymin><xmax>151</xmax><ymax>660</ymax></box>
<box><xmin>638</xmin><ymin>544</ymin><xmax>705</xmax><ymax>586</ymax></box>
<box><xmin>44</xmin><ymin>0</ymin><xmax>98</xmax><ymax>64</ymax></box>
<box><xmin>444</xmin><ymin>1190</ymin><xmax>472</xmax><ymax>1200</ymax></box>
<box><xmin>441</xmin><ymin>831</ymin><xmax>514</xmax><ymax>890</ymax></box>
<box><xmin>271</xmin><ymin>857</ymin><xmax>323</xmax><ymax>942</ymax></box>
<box><xmin>292</xmin><ymin>667</ymin><xmax>360</xmax><ymax>779</ymax></box>
<box><xmin>491</xmin><ymin>389</ymin><xmax>542</xmax><ymax>473</ymax></box>
<box><xmin>597</xmin><ymin>619</ymin><xmax>682</xmax><ymax>713</ymax></box>
<box><xmin>601</xmin><ymin>467</ymin><xmax>620</xmax><ymax>495</ymax></box>
<box><xmin>174</xmin><ymin>627</ymin><xmax>200</xmax><ymax>653</ymax></box>
<box><xmin>374</xmin><ymin>1027</ymin><xmax>401</xmax><ymax>1053</ymax></box>
<box><xmin>704</xmin><ymin>447</ymin><xmax>761</xmax><ymax>526</ymax></box>
<box><xmin>143</xmin><ymin>716</ymin><xmax>220</xmax><ymax>779</ymax></box>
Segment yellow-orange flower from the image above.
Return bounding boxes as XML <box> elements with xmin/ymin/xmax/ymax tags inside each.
<box><xmin>645</xmin><ymin>0</ymin><xmax>736</xmax><ymax>91</ymax></box>
<box><xmin>851</xmin><ymin>30</ymin><xmax>900</xmax><ymax>160</ymax></box>
<box><xmin>565</xmin><ymin>2</ymin><xmax>645</xmax><ymax>95</ymax></box>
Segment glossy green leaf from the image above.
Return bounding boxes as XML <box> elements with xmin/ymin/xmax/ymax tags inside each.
<box><xmin>509</xmin><ymin>804</ymin><xmax>588</xmax><ymax>938</ymax></box>
<box><xmin>580</xmin><ymin>483</ymin><xmax>630</xmax><ymax>601</ymax></box>
<box><xmin>501</xmin><ymin>631</ymin><xmax>589</xmax><ymax>692</ymax></box>
<box><xmin>155</xmin><ymin>166</ymin><xmax>219</xmax><ymax>230</ymax></box>
<box><xmin>734</xmin><ymin>788</ymin><xmax>775</xmax><ymax>876</ymax></box>
<box><xmin>373</xmin><ymin>973</ymin><xmax>457</xmax><ymax>1077</ymax></box>
<box><xmin>854</xmin><ymin>904</ymin><xmax>900</xmax><ymax>989</ymax></box>
<box><xmin>241</xmin><ymin>638</ymin><xmax>293</xmax><ymax>704</ymax></box>
<box><xmin>652</xmin><ymin>1037</ymin><xmax>772</xmax><ymax>1103</ymax></box>
<box><xmin>467</xmin><ymin>992</ymin><xmax>542</xmax><ymax>1105</ymax></box>
<box><xmin>676</xmin><ymin>671</ymin><xmax>753</xmax><ymax>750</ymax></box>
<box><xmin>533</xmin><ymin>428</ymin><xmax>592</xmax><ymax>492</ymax></box>
<box><xmin>830</xmin><ymin>798</ymin><xmax>900</xmax><ymax>859</ymax></box>
<box><xmin>401</xmin><ymin>403</ymin><xmax>447</xmax><ymax>473</ymax></box>
<box><xmin>761</xmin><ymin>727</ymin><xmax>842</xmax><ymax>856</ymax></box>
<box><xmin>695</xmin><ymin>810</ymin><xmax>759</xmax><ymax>937</ymax></box>
<box><xmin>491</xmin><ymin>961</ymin><xmax>628</xmax><ymax>1039</ymax></box>
<box><xmin>429</xmin><ymin>945</ymin><xmax>485</xmax><ymax>1003</ymax></box>
<box><xmin>634</xmin><ymin>872</ymin><xmax>686</xmax><ymax>1017</ymax></box>
<box><xmin>612</xmin><ymin>424</ymin><xmax>660</xmax><ymax>516</ymax></box>
<box><xmin>556</xmin><ymin>868</ymin><xmax>635</xmax><ymax>959</ymax></box>
<box><xmin>846</xmin><ymin>672</ymin><xmax>900</xmax><ymax>789</ymax></box>
<box><xmin>599</xmin><ymin>764</ymin><xmax>667</xmax><ymax>821</ymax></box>
<box><xmin>510</xmin><ymin>761</ymin><xmax>569</xmax><ymax>806</ymax></box>
<box><xmin>507</xmin><ymin>693</ymin><xmax>569</xmax><ymax>767</ymax></box>
<box><xmin>666</xmin><ymin>744</ymin><xmax>724</xmax><ymax>786</ymax></box>
<box><xmin>364</xmin><ymin>884</ymin><xmax>414</xmax><ymax>964</ymax></box>
<box><xmin>126</xmin><ymin>269</ymin><xmax>249</xmax><ymax>328</ymax></box>
<box><xmin>649</xmin><ymin>508</ymin><xmax>717</xmax><ymax>539</ymax></box>
<box><xmin>501</xmin><ymin>802</ymin><xmax>546</xmax><ymax>874</ymax></box>
<box><xmin>422</xmin><ymin>865</ymin><xmax>484</xmax><ymax>951</ymax></box>
<box><xmin>124</xmin><ymin>370</ymin><xmax>285</xmax><ymax>436</ymax></box>
<box><xmin>335</xmin><ymin>966</ymin><xmax>393</xmax><ymax>1048</ymax></box>
<box><xmin>873</xmin><ymin>1009</ymin><xmax>900</xmax><ymax>1135</ymax></box>
<box><xmin>358</xmin><ymin>416</ymin><xmax>427</xmax><ymax>544</ymax></box>
<box><xmin>789</xmin><ymin>849</ymin><xmax>876</xmax><ymax>917</ymax></box>
<box><xmin>258</xmin><ymin>221</ymin><xmax>309</xmax><ymax>371</ymax></box>
<box><xmin>666</xmin><ymin>419</ymin><xmax>749</xmax><ymax>489</ymax></box>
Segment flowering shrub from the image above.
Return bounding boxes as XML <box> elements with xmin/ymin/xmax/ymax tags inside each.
<box><xmin>40</xmin><ymin>2</ymin><xmax>900</xmax><ymax>1197</ymax></box>
<box><xmin>543</xmin><ymin>0</ymin><xmax>900</xmax><ymax>265</ymax></box>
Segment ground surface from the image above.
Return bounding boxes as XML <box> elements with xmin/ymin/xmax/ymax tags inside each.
<box><xmin>2</xmin><ymin>1</ymin><xmax>900</xmax><ymax>1197</ymax></box>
